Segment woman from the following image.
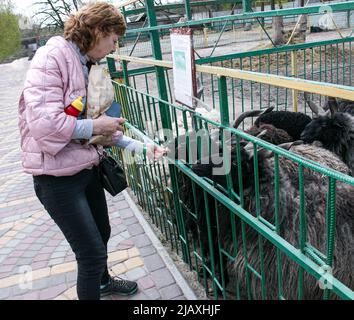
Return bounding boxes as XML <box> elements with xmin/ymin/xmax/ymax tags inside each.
<box><xmin>18</xmin><ymin>2</ymin><xmax>164</xmax><ymax>300</ymax></box>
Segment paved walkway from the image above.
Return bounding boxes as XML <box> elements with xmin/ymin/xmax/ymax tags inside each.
<box><xmin>0</xmin><ymin>58</ymin><xmax>196</xmax><ymax>300</ymax></box>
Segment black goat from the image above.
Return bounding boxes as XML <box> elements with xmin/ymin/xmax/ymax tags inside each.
<box><xmin>301</xmin><ymin>93</ymin><xmax>354</xmax><ymax>175</ymax></box>
<box><xmin>233</xmin><ymin>107</ymin><xmax>312</xmax><ymax>141</ymax></box>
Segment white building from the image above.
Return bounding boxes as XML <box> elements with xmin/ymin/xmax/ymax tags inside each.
<box><xmin>18</xmin><ymin>15</ymin><xmax>33</xmax><ymax>30</ymax></box>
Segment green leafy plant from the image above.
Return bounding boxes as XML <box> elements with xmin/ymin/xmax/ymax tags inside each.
<box><xmin>0</xmin><ymin>4</ymin><xmax>21</xmax><ymax>62</ymax></box>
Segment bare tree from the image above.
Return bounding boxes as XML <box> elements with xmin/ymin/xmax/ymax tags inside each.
<box><xmin>272</xmin><ymin>0</ymin><xmax>285</xmax><ymax>46</ymax></box>
<box><xmin>32</xmin><ymin>0</ymin><xmax>85</xmax><ymax>30</ymax></box>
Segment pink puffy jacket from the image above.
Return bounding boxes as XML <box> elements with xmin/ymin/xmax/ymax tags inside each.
<box><xmin>18</xmin><ymin>36</ymin><xmax>101</xmax><ymax>176</ymax></box>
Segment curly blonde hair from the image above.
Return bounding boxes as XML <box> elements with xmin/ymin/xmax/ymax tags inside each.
<box><xmin>64</xmin><ymin>2</ymin><xmax>126</xmax><ymax>53</ymax></box>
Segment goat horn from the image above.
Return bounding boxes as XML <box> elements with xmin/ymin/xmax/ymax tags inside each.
<box><xmin>304</xmin><ymin>92</ymin><xmax>322</xmax><ymax>115</ymax></box>
<box><xmin>278</xmin><ymin>140</ymin><xmax>302</xmax><ymax>151</ymax></box>
<box><xmin>244</xmin><ymin>129</ymin><xmax>268</xmax><ymax>153</ymax></box>
<box><xmin>232</xmin><ymin>107</ymin><xmax>274</xmax><ymax>129</ymax></box>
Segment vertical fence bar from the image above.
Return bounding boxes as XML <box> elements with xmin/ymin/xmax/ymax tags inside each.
<box><xmin>298</xmin><ymin>165</ymin><xmax>306</xmax><ymax>300</ymax></box>
<box><xmin>324</xmin><ymin>177</ymin><xmax>337</xmax><ymax>300</ymax></box>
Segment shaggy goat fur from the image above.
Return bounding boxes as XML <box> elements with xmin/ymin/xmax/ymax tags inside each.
<box><xmin>186</xmin><ymin>142</ymin><xmax>353</xmax><ymax>299</ymax></box>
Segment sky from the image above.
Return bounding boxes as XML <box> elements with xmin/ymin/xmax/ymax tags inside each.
<box><xmin>12</xmin><ymin>0</ymin><xmax>36</xmax><ymax>15</ymax></box>
<box><xmin>11</xmin><ymin>0</ymin><xmax>179</xmax><ymax>16</ymax></box>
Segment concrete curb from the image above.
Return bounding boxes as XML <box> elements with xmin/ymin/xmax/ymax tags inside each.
<box><xmin>122</xmin><ymin>190</ymin><xmax>197</xmax><ymax>300</ymax></box>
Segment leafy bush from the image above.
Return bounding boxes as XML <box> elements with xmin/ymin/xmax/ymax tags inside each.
<box><xmin>0</xmin><ymin>7</ymin><xmax>21</xmax><ymax>62</ymax></box>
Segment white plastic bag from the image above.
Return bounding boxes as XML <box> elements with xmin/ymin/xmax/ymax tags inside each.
<box><xmin>318</xmin><ymin>13</ymin><xmax>335</xmax><ymax>31</ymax></box>
<box><xmin>86</xmin><ymin>65</ymin><xmax>115</xmax><ymax>145</ymax></box>
<box><xmin>86</xmin><ymin>65</ymin><xmax>115</xmax><ymax>119</ymax></box>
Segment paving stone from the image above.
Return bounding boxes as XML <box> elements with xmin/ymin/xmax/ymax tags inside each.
<box><xmin>109</xmin><ymin>234</ymin><xmax>125</xmax><ymax>246</ymax></box>
<box><xmin>139</xmin><ymin>246</ymin><xmax>157</xmax><ymax>257</ymax></box>
<box><xmin>49</xmin><ymin>273</ymin><xmax>67</xmax><ymax>287</ymax></box>
<box><xmin>129</xmin><ymin>291</ymin><xmax>149</xmax><ymax>300</ymax></box>
<box><xmin>16</xmin><ymin>258</ymin><xmax>34</xmax><ymax>266</ymax></box>
<box><xmin>12</xmin><ymin>291</ymin><xmax>39</xmax><ymax>300</ymax></box>
<box><xmin>2</xmin><ymin>257</ymin><xmax>19</xmax><ymax>265</ymax></box>
<box><xmin>116</xmin><ymin>240</ymin><xmax>135</xmax><ymax>250</ymax></box>
<box><xmin>16</xmin><ymin>243</ymin><xmax>31</xmax><ymax>251</ymax></box>
<box><xmin>119</xmin><ymin>203</ymin><xmax>134</xmax><ymax>219</ymax></box>
<box><xmin>120</xmin><ymin>230</ymin><xmax>130</xmax><ymax>240</ymax></box>
<box><xmin>0</xmin><ymin>228</ymin><xmax>11</xmax><ymax>237</ymax></box>
<box><xmin>159</xmin><ymin>284</ymin><xmax>183</xmax><ymax>300</ymax></box>
<box><xmin>0</xmin><ymin>248</ymin><xmax>12</xmax><ymax>255</ymax></box>
<box><xmin>39</xmin><ymin>283</ymin><xmax>68</xmax><ymax>300</ymax></box>
<box><xmin>65</xmin><ymin>271</ymin><xmax>78</xmax><ymax>284</ymax></box>
<box><xmin>29</xmin><ymin>244</ymin><xmax>44</xmax><ymax>251</ymax></box>
<box><xmin>172</xmin><ymin>296</ymin><xmax>186</xmax><ymax>300</ymax></box>
<box><xmin>5</xmin><ymin>239</ymin><xmax>22</xmax><ymax>248</ymax></box>
<box><xmin>0</xmin><ymin>265</ymin><xmax>14</xmax><ymax>273</ymax></box>
<box><xmin>22</xmin><ymin>237</ymin><xmax>37</xmax><ymax>244</ymax></box>
<box><xmin>124</xmin><ymin>257</ymin><xmax>144</xmax><ymax>270</ymax></box>
<box><xmin>151</xmin><ymin>268</ymin><xmax>175</xmax><ymax>289</ymax></box>
<box><xmin>1</xmin><ymin>215</ymin><xmax>21</xmax><ymax>224</ymax></box>
<box><xmin>137</xmin><ymin>275</ymin><xmax>155</xmax><ymax>290</ymax></box>
<box><xmin>131</xmin><ymin>234</ymin><xmax>152</xmax><ymax>248</ymax></box>
<box><xmin>21</xmin><ymin>225</ymin><xmax>37</xmax><ymax>234</ymax></box>
<box><xmin>143</xmin><ymin>254</ymin><xmax>165</xmax><ymax>272</ymax></box>
<box><xmin>127</xmin><ymin>224</ymin><xmax>144</xmax><ymax>236</ymax></box>
<box><xmin>125</xmin><ymin>267</ymin><xmax>147</xmax><ymax>281</ymax></box>
<box><xmin>144</xmin><ymin>287</ymin><xmax>162</xmax><ymax>300</ymax></box>
<box><xmin>124</xmin><ymin>217</ymin><xmax>138</xmax><ymax>226</ymax></box>
<box><xmin>50</xmin><ymin>251</ymin><xmax>66</xmax><ymax>259</ymax></box>
<box><xmin>14</xmin><ymin>233</ymin><xmax>27</xmax><ymax>240</ymax></box>
<box><xmin>0</xmin><ymin>255</ymin><xmax>6</xmax><ymax>264</ymax></box>
<box><xmin>31</xmin><ymin>261</ymin><xmax>49</xmax><ymax>270</ymax></box>
<box><xmin>57</xmin><ymin>247</ymin><xmax>70</xmax><ymax>253</ymax></box>
<box><xmin>34</xmin><ymin>237</ymin><xmax>50</xmax><ymax>246</ymax></box>
<box><xmin>22</xmin><ymin>251</ymin><xmax>38</xmax><ymax>258</ymax></box>
<box><xmin>0</xmin><ymin>287</ymin><xmax>11</xmax><ymax>299</ymax></box>
<box><xmin>48</xmin><ymin>258</ymin><xmax>65</xmax><ymax>266</ymax></box>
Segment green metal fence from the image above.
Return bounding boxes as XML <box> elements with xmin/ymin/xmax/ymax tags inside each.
<box><xmin>110</xmin><ymin>36</ymin><xmax>354</xmax><ymax>127</ymax></box>
<box><xmin>196</xmin><ymin>37</ymin><xmax>354</xmax><ymax>120</ymax></box>
<box><xmin>107</xmin><ymin>57</ymin><xmax>354</xmax><ymax>300</ymax></box>
<box><xmin>104</xmin><ymin>1</ymin><xmax>354</xmax><ymax>300</ymax></box>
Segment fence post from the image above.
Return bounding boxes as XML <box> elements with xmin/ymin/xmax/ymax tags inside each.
<box><xmin>145</xmin><ymin>0</ymin><xmax>172</xmax><ymax>130</ymax></box>
<box><xmin>184</xmin><ymin>0</ymin><xmax>192</xmax><ymax>20</ymax></box>
<box><xmin>203</xmin><ymin>27</ymin><xmax>209</xmax><ymax>47</ymax></box>
<box><xmin>291</xmin><ymin>50</ymin><xmax>299</xmax><ymax>112</ymax></box>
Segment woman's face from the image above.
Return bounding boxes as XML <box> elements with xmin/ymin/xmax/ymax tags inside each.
<box><xmin>87</xmin><ymin>33</ymin><xmax>119</xmax><ymax>62</ymax></box>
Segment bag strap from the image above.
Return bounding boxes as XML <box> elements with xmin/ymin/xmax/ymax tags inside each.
<box><xmin>95</xmin><ymin>145</ymin><xmax>106</xmax><ymax>162</ymax></box>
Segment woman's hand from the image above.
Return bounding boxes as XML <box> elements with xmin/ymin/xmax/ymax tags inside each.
<box><xmin>92</xmin><ymin>115</ymin><xmax>125</xmax><ymax>135</ymax></box>
<box><xmin>146</xmin><ymin>143</ymin><xmax>167</xmax><ymax>160</ymax></box>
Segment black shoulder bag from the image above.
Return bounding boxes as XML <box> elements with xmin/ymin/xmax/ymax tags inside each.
<box><xmin>97</xmin><ymin>149</ymin><xmax>128</xmax><ymax>196</ymax></box>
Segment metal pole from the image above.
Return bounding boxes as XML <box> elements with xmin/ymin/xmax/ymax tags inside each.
<box><xmin>242</xmin><ymin>0</ymin><xmax>252</xmax><ymax>31</ymax></box>
<box><xmin>242</xmin><ymin>0</ymin><xmax>252</xmax><ymax>12</ymax></box>
<box><xmin>185</xmin><ymin>0</ymin><xmax>192</xmax><ymax>20</ymax></box>
<box><xmin>145</xmin><ymin>0</ymin><xmax>171</xmax><ymax>129</ymax></box>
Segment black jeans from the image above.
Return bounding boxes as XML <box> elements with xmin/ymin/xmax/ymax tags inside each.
<box><xmin>33</xmin><ymin>167</ymin><xmax>111</xmax><ymax>300</ymax></box>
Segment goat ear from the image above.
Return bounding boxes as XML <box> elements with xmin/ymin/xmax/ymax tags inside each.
<box><xmin>328</xmin><ymin>98</ymin><xmax>338</xmax><ymax>118</ymax></box>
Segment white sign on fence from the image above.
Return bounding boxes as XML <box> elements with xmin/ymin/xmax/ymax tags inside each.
<box><xmin>170</xmin><ymin>29</ymin><xmax>197</xmax><ymax>109</ymax></box>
